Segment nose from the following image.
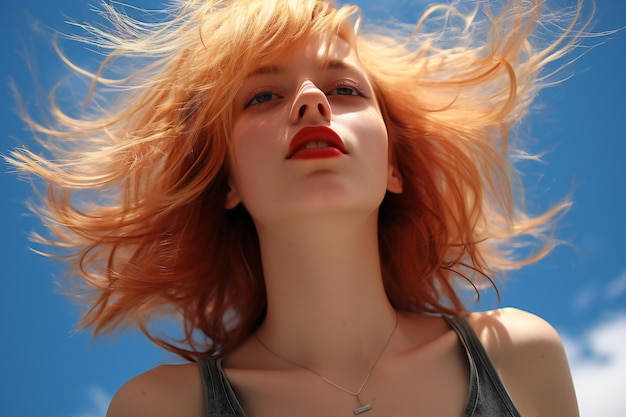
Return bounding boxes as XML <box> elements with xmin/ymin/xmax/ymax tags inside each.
<box><xmin>289</xmin><ymin>80</ymin><xmax>331</xmax><ymax>124</ymax></box>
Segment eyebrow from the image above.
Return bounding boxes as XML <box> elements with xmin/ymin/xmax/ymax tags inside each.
<box><xmin>245</xmin><ymin>60</ymin><xmax>358</xmax><ymax>79</ymax></box>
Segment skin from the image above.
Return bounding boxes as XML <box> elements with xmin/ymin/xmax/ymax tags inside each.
<box><xmin>106</xmin><ymin>34</ymin><xmax>579</xmax><ymax>417</ymax></box>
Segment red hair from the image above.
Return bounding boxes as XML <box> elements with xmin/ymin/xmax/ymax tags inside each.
<box><xmin>7</xmin><ymin>0</ymin><xmax>591</xmax><ymax>359</ymax></box>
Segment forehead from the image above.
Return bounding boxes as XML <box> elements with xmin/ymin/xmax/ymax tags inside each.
<box><xmin>245</xmin><ymin>33</ymin><xmax>361</xmax><ymax>77</ymax></box>
<box><xmin>298</xmin><ymin>33</ymin><xmax>354</xmax><ymax>62</ymax></box>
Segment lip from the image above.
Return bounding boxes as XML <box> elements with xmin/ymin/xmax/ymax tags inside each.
<box><xmin>286</xmin><ymin>126</ymin><xmax>348</xmax><ymax>160</ymax></box>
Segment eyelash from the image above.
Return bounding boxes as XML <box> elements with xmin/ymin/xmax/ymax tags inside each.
<box><xmin>244</xmin><ymin>88</ymin><xmax>280</xmax><ymax>108</ymax></box>
<box><xmin>328</xmin><ymin>80</ymin><xmax>368</xmax><ymax>98</ymax></box>
<box><xmin>244</xmin><ymin>79</ymin><xmax>369</xmax><ymax>108</ymax></box>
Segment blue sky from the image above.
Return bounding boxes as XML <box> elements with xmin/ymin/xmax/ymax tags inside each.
<box><xmin>1</xmin><ymin>1</ymin><xmax>625</xmax><ymax>416</ymax></box>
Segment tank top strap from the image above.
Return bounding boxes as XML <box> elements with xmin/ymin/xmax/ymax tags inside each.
<box><xmin>444</xmin><ymin>315</ymin><xmax>522</xmax><ymax>417</ymax></box>
<box><xmin>198</xmin><ymin>358</ymin><xmax>246</xmax><ymax>417</ymax></box>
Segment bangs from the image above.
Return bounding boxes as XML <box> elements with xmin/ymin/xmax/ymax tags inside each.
<box><xmin>196</xmin><ymin>0</ymin><xmax>360</xmax><ymax>93</ymax></box>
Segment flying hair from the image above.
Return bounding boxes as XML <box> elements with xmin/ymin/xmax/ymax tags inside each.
<box><xmin>7</xmin><ymin>0</ymin><xmax>593</xmax><ymax>359</ymax></box>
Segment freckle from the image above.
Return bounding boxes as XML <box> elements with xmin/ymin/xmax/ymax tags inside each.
<box><xmin>140</xmin><ymin>391</ymin><xmax>146</xmax><ymax>395</ymax></box>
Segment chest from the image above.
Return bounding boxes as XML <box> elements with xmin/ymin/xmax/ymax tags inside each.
<box><xmin>220</xmin><ymin>333</ymin><xmax>470</xmax><ymax>417</ymax></box>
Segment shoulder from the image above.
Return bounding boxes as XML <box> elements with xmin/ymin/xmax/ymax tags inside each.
<box><xmin>468</xmin><ymin>307</ymin><xmax>562</xmax><ymax>353</ymax></box>
<box><xmin>467</xmin><ymin>307</ymin><xmax>579</xmax><ymax>417</ymax></box>
<box><xmin>106</xmin><ymin>362</ymin><xmax>205</xmax><ymax>417</ymax></box>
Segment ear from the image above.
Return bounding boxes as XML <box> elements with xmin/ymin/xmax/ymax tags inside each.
<box><xmin>386</xmin><ymin>163</ymin><xmax>403</xmax><ymax>194</ymax></box>
<box><xmin>224</xmin><ymin>181</ymin><xmax>242</xmax><ymax>209</ymax></box>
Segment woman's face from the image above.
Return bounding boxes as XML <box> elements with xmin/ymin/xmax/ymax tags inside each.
<box><xmin>226</xmin><ymin>33</ymin><xmax>402</xmax><ymax>225</ymax></box>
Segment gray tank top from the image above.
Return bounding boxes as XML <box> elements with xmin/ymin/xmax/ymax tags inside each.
<box><xmin>197</xmin><ymin>315</ymin><xmax>522</xmax><ymax>416</ymax></box>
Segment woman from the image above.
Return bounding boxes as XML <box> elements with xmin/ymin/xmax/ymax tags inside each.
<box><xmin>7</xmin><ymin>0</ymin><xmax>585</xmax><ymax>415</ymax></box>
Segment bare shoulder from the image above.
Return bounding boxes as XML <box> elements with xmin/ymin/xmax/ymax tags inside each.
<box><xmin>468</xmin><ymin>307</ymin><xmax>563</xmax><ymax>353</ymax></box>
<box><xmin>468</xmin><ymin>308</ymin><xmax>579</xmax><ymax>417</ymax></box>
<box><xmin>106</xmin><ymin>362</ymin><xmax>205</xmax><ymax>417</ymax></box>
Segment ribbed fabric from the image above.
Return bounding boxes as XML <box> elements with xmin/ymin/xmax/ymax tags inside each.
<box><xmin>198</xmin><ymin>315</ymin><xmax>522</xmax><ymax>416</ymax></box>
<box><xmin>444</xmin><ymin>315</ymin><xmax>522</xmax><ymax>416</ymax></box>
<box><xmin>198</xmin><ymin>359</ymin><xmax>246</xmax><ymax>417</ymax></box>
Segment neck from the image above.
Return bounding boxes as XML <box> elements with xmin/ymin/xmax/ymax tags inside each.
<box><xmin>254</xmin><ymin>210</ymin><xmax>397</xmax><ymax>372</ymax></box>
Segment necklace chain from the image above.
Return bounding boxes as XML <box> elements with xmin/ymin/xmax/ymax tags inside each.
<box><xmin>254</xmin><ymin>312</ymin><xmax>399</xmax><ymax>414</ymax></box>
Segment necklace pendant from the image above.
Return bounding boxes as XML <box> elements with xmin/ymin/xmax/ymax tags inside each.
<box><xmin>353</xmin><ymin>403</ymin><xmax>373</xmax><ymax>415</ymax></box>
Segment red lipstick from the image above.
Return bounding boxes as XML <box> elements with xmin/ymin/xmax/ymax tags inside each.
<box><xmin>287</xmin><ymin>126</ymin><xmax>347</xmax><ymax>160</ymax></box>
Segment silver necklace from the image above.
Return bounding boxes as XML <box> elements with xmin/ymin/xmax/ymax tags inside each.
<box><xmin>255</xmin><ymin>312</ymin><xmax>398</xmax><ymax>415</ymax></box>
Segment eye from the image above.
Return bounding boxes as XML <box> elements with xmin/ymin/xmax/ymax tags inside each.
<box><xmin>327</xmin><ymin>80</ymin><xmax>368</xmax><ymax>98</ymax></box>
<box><xmin>245</xmin><ymin>90</ymin><xmax>281</xmax><ymax>107</ymax></box>
<box><xmin>332</xmin><ymin>87</ymin><xmax>359</xmax><ymax>96</ymax></box>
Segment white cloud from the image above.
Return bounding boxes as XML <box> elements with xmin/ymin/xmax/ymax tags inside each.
<box><xmin>562</xmin><ymin>313</ymin><xmax>626</xmax><ymax>417</ymax></box>
<box><xmin>606</xmin><ymin>270</ymin><xmax>626</xmax><ymax>300</ymax></box>
<box><xmin>71</xmin><ymin>386</ymin><xmax>111</xmax><ymax>417</ymax></box>
<box><xmin>572</xmin><ymin>286</ymin><xmax>597</xmax><ymax>312</ymax></box>
<box><xmin>572</xmin><ymin>269</ymin><xmax>626</xmax><ymax>312</ymax></box>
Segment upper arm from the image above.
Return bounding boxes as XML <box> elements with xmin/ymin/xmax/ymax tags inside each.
<box><xmin>106</xmin><ymin>363</ymin><xmax>205</xmax><ymax>417</ymax></box>
<box><xmin>470</xmin><ymin>308</ymin><xmax>579</xmax><ymax>417</ymax></box>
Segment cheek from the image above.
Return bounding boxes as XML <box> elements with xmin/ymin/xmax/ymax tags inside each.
<box><xmin>228</xmin><ymin>114</ymin><xmax>284</xmax><ymax>197</ymax></box>
<box><xmin>352</xmin><ymin>107</ymin><xmax>389</xmax><ymax>158</ymax></box>
<box><xmin>228</xmin><ymin>121</ymin><xmax>259</xmax><ymax>191</ymax></box>
<box><xmin>352</xmin><ymin>108</ymin><xmax>391</xmax><ymax>194</ymax></box>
